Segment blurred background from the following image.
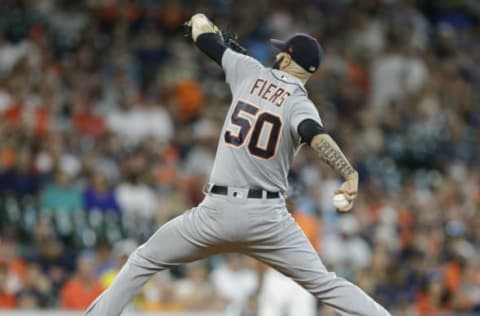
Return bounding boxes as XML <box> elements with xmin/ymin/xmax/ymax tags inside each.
<box><xmin>0</xmin><ymin>0</ymin><xmax>479</xmax><ymax>315</ymax></box>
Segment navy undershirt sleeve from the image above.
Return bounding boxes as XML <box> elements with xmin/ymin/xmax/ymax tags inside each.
<box><xmin>195</xmin><ymin>33</ymin><xmax>227</xmax><ymax>66</ymax></box>
<box><xmin>297</xmin><ymin>119</ymin><xmax>326</xmax><ymax>145</ymax></box>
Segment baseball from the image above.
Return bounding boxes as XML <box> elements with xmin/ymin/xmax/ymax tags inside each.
<box><xmin>333</xmin><ymin>193</ymin><xmax>349</xmax><ymax>209</ymax></box>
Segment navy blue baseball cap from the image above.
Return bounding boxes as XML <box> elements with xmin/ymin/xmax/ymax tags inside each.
<box><xmin>270</xmin><ymin>33</ymin><xmax>323</xmax><ymax>73</ymax></box>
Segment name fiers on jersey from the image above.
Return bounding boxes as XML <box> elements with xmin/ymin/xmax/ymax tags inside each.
<box><xmin>249</xmin><ymin>78</ymin><xmax>291</xmax><ymax>107</ymax></box>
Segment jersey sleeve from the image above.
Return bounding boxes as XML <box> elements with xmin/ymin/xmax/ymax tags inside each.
<box><xmin>221</xmin><ymin>48</ymin><xmax>263</xmax><ymax>90</ymax></box>
<box><xmin>288</xmin><ymin>100</ymin><xmax>323</xmax><ymax>141</ymax></box>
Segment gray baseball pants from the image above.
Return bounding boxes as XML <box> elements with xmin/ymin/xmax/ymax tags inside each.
<box><xmin>86</xmin><ymin>188</ymin><xmax>391</xmax><ymax>316</ymax></box>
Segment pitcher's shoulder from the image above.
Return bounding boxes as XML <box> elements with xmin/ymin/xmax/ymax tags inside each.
<box><xmin>283</xmin><ymin>92</ymin><xmax>313</xmax><ymax>110</ymax></box>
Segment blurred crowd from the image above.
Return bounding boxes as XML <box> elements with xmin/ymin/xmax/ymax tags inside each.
<box><xmin>0</xmin><ymin>0</ymin><xmax>479</xmax><ymax>315</ymax></box>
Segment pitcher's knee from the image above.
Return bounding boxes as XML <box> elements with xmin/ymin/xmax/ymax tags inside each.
<box><xmin>300</xmin><ymin>271</ymin><xmax>339</xmax><ymax>296</ymax></box>
<box><xmin>128</xmin><ymin>247</ymin><xmax>173</xmax><ymax>272</ymax></box>
<box><xmin>128</xmin><ymin>248</ymin><xmax>154</xmax><ymax>269</ymax></box>
<box><xmin>128</xmin><ymin>248</ymin><xmax>143</xmax><ymax>264</ymax></box>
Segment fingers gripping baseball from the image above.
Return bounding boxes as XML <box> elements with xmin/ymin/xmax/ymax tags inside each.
<box><xmin>188</xmin><ymin>13</ymin><xmax>217</xmax><ymax>42</ymax></box>
<box><xmin>334</xmin><ymin>175</ymin><xmax>358</xmax><ymax>212</ymax></box>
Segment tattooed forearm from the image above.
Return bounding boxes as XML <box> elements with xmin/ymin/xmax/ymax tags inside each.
<box><xmin>311</xmin><ymin>134</ymin><xmax>357</xmax><ymax>179</ymax></box>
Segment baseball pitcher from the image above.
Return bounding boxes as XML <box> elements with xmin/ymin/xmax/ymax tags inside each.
<box><xmin>86</xmin><ymin>13</ymin><xmax>391</xmax><ymax>316</ymax></box>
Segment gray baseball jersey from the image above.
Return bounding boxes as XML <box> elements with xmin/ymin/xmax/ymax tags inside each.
<box><xmin>209</xmin><ymin>49</ymin><xmax>323</xmax><ymax>193</ymax></box>
<box><xmin>86</xmin><ymin>48</ymin><xmax>391</xmax><ymax>316</ymax></box>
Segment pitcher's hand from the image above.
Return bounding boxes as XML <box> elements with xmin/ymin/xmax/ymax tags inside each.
<box><xmin>335</xmin><ymin>172</ymin><xmax>358</xmax><ymax>212</ymax></box>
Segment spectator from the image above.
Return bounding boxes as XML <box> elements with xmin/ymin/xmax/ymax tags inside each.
<box><xmin>370</xmin><ymin>41</ymin><xmax>408</xmax><ymax>111</ymax></box>
<box><xmin>106</xmin><ymin>96</ymin><xmax>134</xmax><ymax>143</ymax></box>
<box><xmin>115</xmin><ymin>169</ymin><xmax>158</xmax><ymax>219</ymax></box>
<box><xmin>0</xmin><ymin>264</ymin><xmax>15</xmax><ymax>308</ymax></box>
<box><xmin>135</xmin><ymin>28</ymin><xmax>169</xmax><ymax>88</ymax></box>
<box><xmin>141</xmin><ymin>272</ymin><xmax>181</xmax><ymax>312</ymax></box>
<box><xmin>182</xmin><ymin>119</ymin><xmax>218</xmax><ymax>177</ymax></box>
<box><xmin>48</xmin><ymin>2</ymin><xmax>89</xmax><ymax>55</ymax></box>
<box><xmin>170</xmin><ymin>79</ymin><xmax>204</xmax><ymax>123</ymax></box>
<box><xmin>100</xmin><ymin>239</ymin><xmax>137</xmax><ymax>289</ymax></box>
<box><xmin>0</xmin><ymin>233</ymin><xmax>24</xmax><ymax>306</ymax></box>
<box><xmin>25</xmin><ymin>223</ymin><xmax>76</xmax><ymax>293</ymax></box>
<box><xmin>258</xmin><ymin>268</ymin><xmax>316</xmax><ymax>316</ymax></box>
<box><xmin>107</xmin><ymin>96</ymin><xmax>173</xmax><ymax>144</ymax></box>
<box><xmin>453</xmin><ymin>256</ymin><xmax>480</xmax><ymax>312</ymax></box>
<box><xmin>93</xmin><ymin>241</ymin><xmax>115</xmax><ymax>279</ymax></box>
<box><xmin>174</xmin><ymin>262</ymin><xmax>224</xmax><ymax>310</ymax></box>
<box><xmin>211</xmin><ymin>254</ymin><xmax>258</xmax><ymax>316</ymax></box>
<box><xmin>60</xmin><ymin>251</ymin><xmax>103</xmax><ymax>310</ymax></box>
<box><xmin>9</xmin><ymin>147</ymin><xmax>38</xmax><ymax>197</ymax></box>
<box><xmin>83</xmin><ymin>170</ymin><xmax>121</xmax><ymax>214</ymax></box>
<box><xmin>0</xmin><ymin>33</ymin><xmax>29</xmax><ymax>76</ymax></box>
<box><xmin>258</xmin><ymin>197</ymin><xmax>318</xmax><ymax>316</ymax></box>
<box><xmin>72</xmin><ymin>94</ymin><xmax>107</xmax><ymax>138</ymax></box>
<box><xmin>40</xmin><ymin>170</ymin><xmax>82</xmax><ymax>214</ymax></box>
<box><xmin>322</xmin><ymin>215</ymin><xmax>372</xmax><ymax>277</ymax></box>
<box><xmin>15</xmin><ymin>263</ymin><xmax>54</xmax><ymax>308</ymax></box>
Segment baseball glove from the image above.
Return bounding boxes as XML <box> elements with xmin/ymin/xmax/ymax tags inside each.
<box><xmin>184</xmin><ymin>21</ymin><xmax>247</xmax><ymax>55</ymax></box>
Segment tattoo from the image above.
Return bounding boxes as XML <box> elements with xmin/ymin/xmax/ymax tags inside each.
<box><xmin>311</xmin><ymin>134</ymin><xmax>356</xmax><ymax>178</ymax></box>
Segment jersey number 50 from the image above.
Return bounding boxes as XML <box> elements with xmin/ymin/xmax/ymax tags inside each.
<box><xmin>224</xmin><ymin>100</ymin><xmax>282</xmax><ymax>159</ymax></box>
